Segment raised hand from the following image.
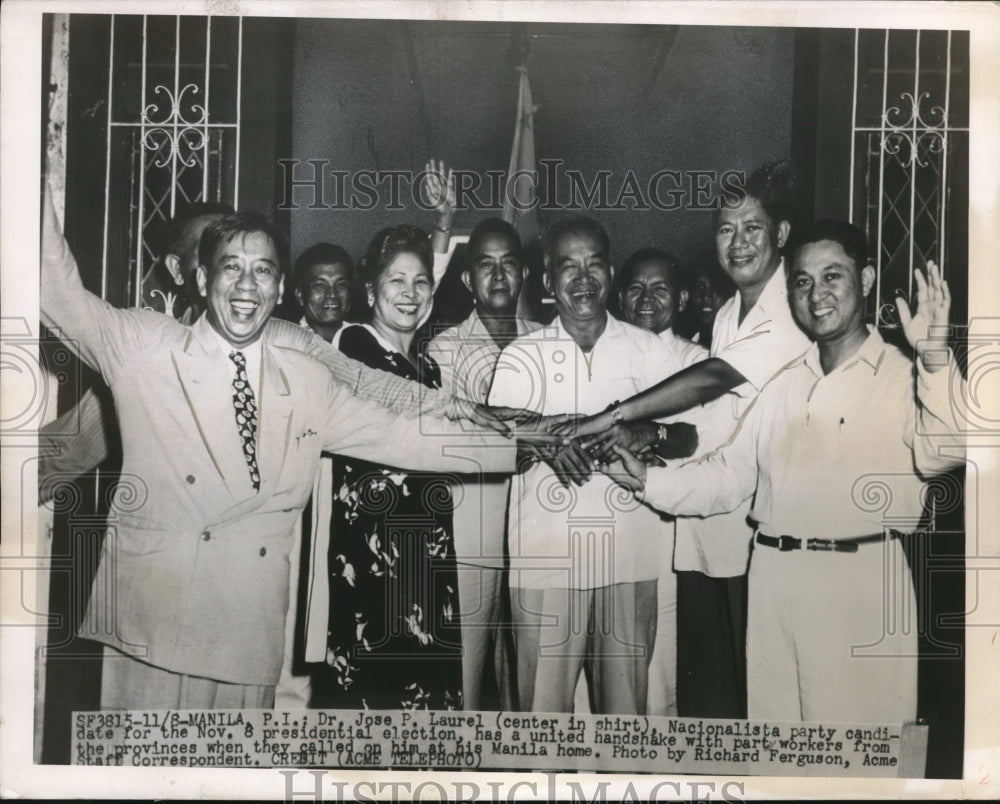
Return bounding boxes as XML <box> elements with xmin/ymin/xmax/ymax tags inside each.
<box><xmin>896</xmin><ymin>260</ymin><xmax>951</xmax><ymax>372</ymax></box>
<box><xmin>423</xmin><ymin>159</ymin><xmax>456</xmax><ymax>219</ymax></box>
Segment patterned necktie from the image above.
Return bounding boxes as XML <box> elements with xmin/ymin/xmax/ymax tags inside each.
<box><xmin>229</xmin><ymin>350</ymin><xmax>260</xmax><ymax>491</ymax></box>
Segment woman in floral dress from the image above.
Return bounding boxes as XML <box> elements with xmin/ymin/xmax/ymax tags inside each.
<box><xmin>311</xmin><ymin>225</ymin><xmax>462</xmax><ymax>710</ymax></box>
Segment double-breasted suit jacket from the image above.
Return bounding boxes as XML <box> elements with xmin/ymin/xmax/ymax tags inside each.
<box><xmin>40</xmin><ymin>207</ymin><xmax>515</xmax><ymax>687</ymax></box>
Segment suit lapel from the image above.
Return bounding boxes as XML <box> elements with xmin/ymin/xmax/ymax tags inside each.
<box><xmin>256</xmin><ymin>340</ymin><xmax>294</xmax><ymax>495</ymax></box>
<box><xmin>171</xmin><ymin>317</ymin><xmax>252</xmax><ymax>502</ymax></box>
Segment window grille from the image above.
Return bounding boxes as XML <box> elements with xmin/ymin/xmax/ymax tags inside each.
<box><xmin>101</xmin><ymin>15</ymin><xmax>242</xmax><ymax>317</ymax></box>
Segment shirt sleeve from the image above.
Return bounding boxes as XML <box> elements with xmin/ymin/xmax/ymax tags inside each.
<box><xmin>431</xmin><ymin>240</ymin><xmax>458</xmax><ymax>290</ymax></box>
<box><xmin>909</xmin><ymin>352</ymin><xmax>966</xmax><ymax>476</ymax></box>
<box><xmin>714</xmin><ymin>309</ymin><xmax>809</xmax><ymax>394</ymax></box>
<box><xmin>319</xmin><ymin>371</ymin><xmax>515</xmax><ymax>474</ymax></box>
<box><xmin>641</xmin><ymin>389</ymin><xmax>763</xmax><ymax>517</ymax></box>
<box><xmin>37</xmin><ymin>386</ymin><xmax>113</xmax><ymax>500</ymax></box>
<box><xmin>265</xmin><ymin>318</ymin><xmax>455</xmax><ymax>418</ymax></box>
<box><xmin>40</xmin><ymin>188</ymin><xmax>148</xmax><ymax>384</ymax></box>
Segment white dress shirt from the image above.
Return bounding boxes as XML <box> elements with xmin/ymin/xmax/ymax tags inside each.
<box><xmin>427</xmin><ymin>309</ymin><xmax>542</xmax><ymax>404</ymax></box>
<box><xmin>644</xmin><ymin>328</ymin><xmax>965</xmax><ymax>539</ymax></box>
<box><xmin>489</xmin><ymin>314</ymin><xmax>689</xmax><ymax>590</ymax></box>
<box><xmin>212</xmin><ymin>328</ymin><xmax>263</xmax><ymax>395</ymax></box>
<box><xmin>673</xmin><ymin>260</ymin><xmax>811</xmax><ymax>576</ymax></box>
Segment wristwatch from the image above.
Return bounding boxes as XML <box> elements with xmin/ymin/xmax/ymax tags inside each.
<box><xmin>608</xmin><ymin>401</ymin><xmax>624</xmax><ymax>424</ymax></box>
<box><xmin>656</xmin><ymin>423</ymin><xmax>669</xmax><ymax>444</ymax></box>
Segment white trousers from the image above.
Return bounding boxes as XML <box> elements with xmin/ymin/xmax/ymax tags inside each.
<box><xmin>747</xmin><ymin>537</ymin><xmax>918</xmax><ymax>723</ymax></box>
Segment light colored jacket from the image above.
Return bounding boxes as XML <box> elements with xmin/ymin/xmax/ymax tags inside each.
<box><xmin>40</xmin><ymin>203</ymin><xmax>514</xmax><ymax>685</ymax></box>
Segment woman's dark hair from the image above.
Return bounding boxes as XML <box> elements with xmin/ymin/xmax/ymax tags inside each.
<box><xmin>358</xmin><ymin>225</ymin><xmax>433</xmax><ymax>287</ymax></box>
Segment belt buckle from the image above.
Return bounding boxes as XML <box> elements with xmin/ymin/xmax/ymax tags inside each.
<box><xmin>777</xmin><ymin>535</ymin><xmax>799</xmax><ymax>551</ymax></box>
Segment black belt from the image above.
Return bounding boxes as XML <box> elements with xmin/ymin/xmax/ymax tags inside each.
<box><xmin>755</xmin><ymin>531</ymin><xmax>897</xmax><ymax>554</ymax></box>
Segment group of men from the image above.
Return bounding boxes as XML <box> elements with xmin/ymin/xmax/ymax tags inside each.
<box><xmin>40</xmin><ymin>158</ymin><xmax>964</xmax><ymax>728</ymax></box>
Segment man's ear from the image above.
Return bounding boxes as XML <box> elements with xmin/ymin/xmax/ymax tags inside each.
<box><xmin>542</xmin><ymin>269</ymin><xmax>553</xmax><ymax>296</ymax></box>
<box><xmin>294</xmin><ymin>286</ymin><xmax>305</xmax><ymax>307</ymax></box>
<box><xmin>678</xmin><ymin>288</ymin><xmax>689</xmax><ymax>313</ymax></box>
<box><xmin>277</xmin><ymin>276</ymin><xmax>285</xmax><ymax>306</ymax></box>
<box><xmin>460</xmin><ymin>270</ymin><xmax>473</xmax><ymax>295</ymax></box>
<box><xmin>196</xmin><ymin>264</ymin><xmax>208</xmax><ymax>298</ymax></box>
<box><xmin>777</xmin><ymin>220</ymin><xmax>791</xmax><ymax>250</ymax></box>
<box><xmin>365</xmin><ymin>282</ymin><xmax>375</xmax><ymax>307</ymax></box>
<box><xmin>861</xmin><ymin>263</ymin><xmax>876</xmax><ymax>297</ymax></box>
<box><xmin>164</xmin><ymin>253</ymin><xmax>184</xmax><ymax>286</ymax></box>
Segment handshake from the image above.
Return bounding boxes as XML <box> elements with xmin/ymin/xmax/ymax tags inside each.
<box><xmin>460</xmin><ymin>402</ymin><xmax>697</xmax><ymax>489</ymax></box>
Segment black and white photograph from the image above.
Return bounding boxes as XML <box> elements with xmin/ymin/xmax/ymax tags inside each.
<box><xmin>1</xmin><ymin>0</ymin><xmax>998</xmax><ymax>800</ymax></box>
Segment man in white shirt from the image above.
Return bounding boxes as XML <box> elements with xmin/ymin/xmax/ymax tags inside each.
<box><xmin>615</xmin><ymin>247</ymin><xmax>708</xmax><ymax>716</ymax></box>
<box><xmin>575</xmin><ymin>163</ymin><xmax>811</xmax><ymax>718</ymax></box>
<box><xmin>610</xmin><ymin>219</ymin><xmax>964</xmax><ymax>723</ymax></box>
<box><xmin>426</xmin><ymin>218</ymin><xmax>541</xmax><ymax>709</ymax></box>
<box><xmin>489</xmin><ymin>217</ymin><xmax>697</xmax><ymax>714</ymax></box>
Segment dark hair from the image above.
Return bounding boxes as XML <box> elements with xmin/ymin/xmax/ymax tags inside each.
<box><xmin>791</xmin><ymin>219</ymin><xmax>869</xmax><ymax>271</ymax></box>
<box><xmin>618</xmin><ymin>247</ymin><xmax>682</xmax><ymax>289</ymax></box>
<box><xmin>542</xmin><ymin>216</ymin><xmax>611</xmax><ymax>267</ymax></box>
<box><xmin>467</xmin><ymin>218</ymin><xmax>524</xmax><ymax>264</ymax></box>
<box><xmin>358</xmin><ymin>225</ymin><xmax>433</xmax><ymax>286</ymax></box>
<box><xmin>687</xmin><ymin>248</ymin><xmax>737</xmax><ymax>298</ymax></box>
<box><xmin>198</xmin><ymin>210</ymin><xmax>289</xmax><ymax>275</ymax></box>
<box><xmin>166</xmin><ymin>200</ymin><xmax>235</xmax><ymax>256</ymax></box>
<box><xmin>723</xmin><ymin>160</ymin><xmax>798</xmax><ymax>227</ymax></box>
<box><xmin>293</xmin><ymin>242</ymin><xmax>354</xmax><ymax>290</ymax></box>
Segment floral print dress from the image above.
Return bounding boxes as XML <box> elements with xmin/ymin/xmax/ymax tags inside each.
<box><xmin>311</xmin><ymin>324</ymin><xmax>463</xmax><ymax>710</ymax></box>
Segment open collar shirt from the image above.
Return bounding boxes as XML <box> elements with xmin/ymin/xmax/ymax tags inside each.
<box><xmin>645</xmin><ymin>328</ymin><xmax>965</xmax><ymax>541</ymax></box>
<box><xmin>427</xmin><ymin>309</ymin><xmax>542</xmax><ymax>404</ymax></box>
<box><xmin>674</xmin><ymin>260</ymin><xmax>811</xmax><ymax>576</ymax></box>
<box><xmin>489</xmin><ymin>314</ymin><xmax>694</xmax><ymax>590</ymax></box>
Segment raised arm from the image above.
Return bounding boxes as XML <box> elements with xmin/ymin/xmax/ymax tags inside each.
<box><xmin>40</xmin><ymin>184</ymin><xmax>146</xmax><ymax>381</ymax></box>
<box><xmin>424</xmin><ymin>158</ymin><xmax>456</xmax><ymax>262</ymax></box>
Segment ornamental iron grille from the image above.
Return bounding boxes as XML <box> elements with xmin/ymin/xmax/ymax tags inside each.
<box><xmin>849</xmin><ymin>29</ymin><xmax>969</xmax><ymax>330</ymax></box>
<box><xmin>102</xmin><ymin>15</ymin><xmax>242</xmax><ymax>319</ymax></box>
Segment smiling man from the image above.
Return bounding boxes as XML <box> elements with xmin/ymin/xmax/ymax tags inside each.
<box><xmin>567</xmin><ymin>163</ymin><xmax>811</xmax><ymax>719</ymax></box>
<box><xmin>426</xmin><ymin>218</ymin><xmax>541</xmax><ymax>709</ymax></box>
<box><xmin>293</xmin><ymin>242</ymin><xmax>355</xmax><ymax>343</ymax></box>
<box><xmin>488</xmin><ymin>216</ymin><xmax>697</xmax><ymax>715</ymax></box>
<box><xmin>609</xmin><ymin>219</ymin><xmax>965</xmax><ymax>723</ymax></box>
<box><xmin>40</xmin><ymin>197</ymin><xmax>522</xmax><ymax>711</ymax></box>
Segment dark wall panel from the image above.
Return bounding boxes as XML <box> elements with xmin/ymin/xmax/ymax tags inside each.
<box><xmin>289</xmin><ymin>21</ymin><xmax>795</xmax><ymax>270</ymax></box>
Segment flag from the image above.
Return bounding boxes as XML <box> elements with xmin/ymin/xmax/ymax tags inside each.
<box><xmin>502</xmin><ymin>66</ymin><xmax>539</xmax><ymax>245</ymax></box>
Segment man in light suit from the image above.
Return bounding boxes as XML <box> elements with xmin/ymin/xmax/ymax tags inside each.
<box><xmin>40</xmin><ymin>191</ymin><xmax>519</xmax><ymax>710</ymax></box>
